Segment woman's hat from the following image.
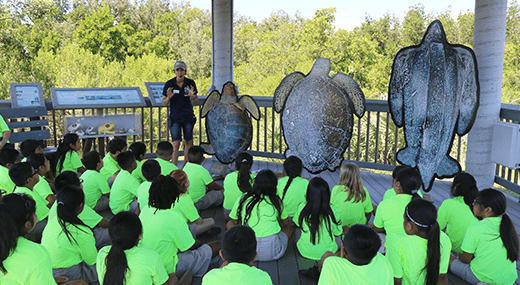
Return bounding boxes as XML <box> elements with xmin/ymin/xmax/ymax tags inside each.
<box><xmin>174</xmin><ymin>61</ymin><xmax>187</xmax><ymax>70</ymax></box>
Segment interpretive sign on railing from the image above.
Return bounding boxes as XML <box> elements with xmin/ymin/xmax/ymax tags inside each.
<box><xmin>144</xmin><ymin>82</ymin><xmax>166</xmax><ymax>107</ymax></box>
<box><xmin>50</xmin><ymin>87</ymin><xmax>146</xmax><ymax>109</ymax></box>
<box><xmin>9</xmin><ymin>83</ymin><xmax>45</xmax><ymax>108</ymax></box>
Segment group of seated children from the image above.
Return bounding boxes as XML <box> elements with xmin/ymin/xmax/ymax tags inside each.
<box><xmin>1</xmin><ymin>134</ymin><xmax>519</xmax><ymax>285</ymax></box>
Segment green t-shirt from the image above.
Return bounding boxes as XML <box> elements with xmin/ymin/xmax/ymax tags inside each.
<box><xmin>110</xmin><ymin>170</ymin><xmax>140</xmax><ymax>215</ymax></box>
<box><xmin>382</xmin><ymin>188</ymin><xmax>423</xmax><ymax>201</ymax></box>
<box><xmin>0</xmin><ymin>165</ymin><xmax>15</xmax><ymax>194</ymax></box>
<box><xmin>0</xmin><ymin>237</ymin><xmax>56</xmax><ymax>285</ymax></box>
<box><xmin>100</xmin><ymin>154</ymin><xmax>120</xmax><ymax>180</ymax></box>
<box><xmin>386</xmin><ymin>232</ymin><xmax>451</xmax><ymax>284</ymax></box>
<box><xmin>97</xmin><ymin>245</ymin><xmax>169</xmax><ymax>285</ymax></box>
<box><xmin>132</xmin><ymin>160</ymin><xmax>147</xmax><ymax>184</ymax></box>
<box><xmin>34</xmin><ymin>175</ymin><xmax>53</xmax><ymax>202</ymax></box>
<box><xmin>173</xmin><ymin>193</ymin><xmax>200</xmax><ymax>223</ymax></box>
<box><xmin>0</xmin><ymin>114</ymin><xmax>9</xmax><ymax>133</ymax></box>
<box><xmin>229</xmin><ymin>195</ymin><xmax>288</xmax><ymax>238</ymax></box>
<box><xmin>56</xmin><ymin>150</ymin><xmax>83</xmax><ymax>174</ymax></box>
<box><xmin>462</xmin><ymin>217</ymin><xmax>518</xmax><ymax>284</ymax></box>
<box><xmin>318</xmin><ymin>254</ymin><xmax>393</xmax><ymax>285</ymax></box>
<box><xmin>223</xmin><ymin>171</ymin><xmax>255</xmax><ymax>210</ymax></box>
<box><xmin>81</xmin><ymin>169</ymin><xmax>111</xmax><ymax>209</ymax></box>
<box><xmin>202</xmin><ymin>262</ymin><xmax>273</xmax><ymax>285</ymax></box>
<box><xmin>277</xmin><ymin>176</ymin><xmax>308</xmax><ymax>218</ymax></box>
<box><xmin>137</xmin><ymin>181</ymin><xmax>152</xmax><ymax>210</ymax></box>
<box><xmin>373</xmin><ymin>194</ymin><xmax>412</xmax><ymax>244</ymax></box>
<box><xmin>41</xmin><ymin>217</ymin><xmax>97</xmax><ymax>268</ymax></box>
<box><xmin>331</xmin><ymin>185</ymin><xmax>373</xmax><ymax>226</ymax></box>
<box><xmin>155</xmin><ymin>157</ymin><xmax>178</xmax><ymax>176</ymax></box>
<box><xmin>48</xmin><ymin>202</ymin><xmax>102</xmax><ymax>228</ymax></box>
<box><xmin>184</xmin><ymin>162</ymin><xmax>213</xmax><ymax>203</ymax></box>
<box><xmin>139</xmin><ymin>207</ymin><xmax>195</xmax><ymax>273</ymax></box>
<box><xmin>14</xmin><ymin>186</ymin><xmax>49</xmax><ymax>222</ymax></box>
<box><xmin>437</xmin><ymin>196</ymin><xmax>478</xmax><ymax>253</ymax></box>
<box><xmin>294</xmin><ymin>203</ymin><xmax>342</xmax><ymax>260</ymax></box>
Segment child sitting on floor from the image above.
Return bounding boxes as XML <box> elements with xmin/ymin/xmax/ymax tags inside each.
<box><xmin>202</xmin><ymin>225</ymin><xmax>273</xmax><ymax>285</ymax></box>
<box><xmin>183</xmin><ymin>146</ymin><xmax>224</xmax><ymax>211</ymax></box>
<box><xmin>100</xmin><ymin>137</ymin><xmax>126</xmax><ymax>183</ymax></box>
<box><xmin>129</xmin><ymin>141</ymin><xmax>147</xmax><ymax>184</ymax></box>
<box><xmin>20</xmin><ymin>139</ymin><xmax>43</xmax><ymax>162</ymax></box>
<box><xmin>54</xmin><ymin>133</ymin><xmax>85</xmax><ymax>175</ymax></box>
<box><xmin>155</xmin><ymin>141</ymin><xmax>178</xmax><ymax>175</ymax></box>
<box><xmin>109</xmin><ymin>151</ymin><xmax>140</xmax><ymax>215</ymax></box>
<box><xmin>136</xmin><ymin>159</ymin><xmax>161</xmax><ymax>210</ymax></box>
<box><xmin>27</xmin><ymin>153</ymin><xmax>56</xmax><ymax>208</ymax></box>
<box><xmin>80</xmin><ymin>151</ymin><xmax>110</xmax><ymax>212</ymax></box>
<box><xmin>277</xmin><ymin>156</ymin><xmax>308</xmax><ymax>219</ymax></box>
<box><xmin>223</xmin><ymin>152</ymin><xmax>254</xmax><ymax>219</ymax></box>
<box><xmin>0</xmin><ymin>148</ymin><xmax>21</xmax><ymax>194</ymax></box>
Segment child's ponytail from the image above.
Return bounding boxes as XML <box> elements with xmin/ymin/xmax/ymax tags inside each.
<box><xmin>451</xmin><ymin>172</ymin><xmax>478</xmax><ymax>210</ymax></box>
<box><xmin>56</xmin><ymin>185</ymin><xmax>91</xmax><ymax>244</ymax></box>
<box><xmin>281</xmin><ymin>156</ymin><xmax>302</xmax><ymax>200</ymax></box>
<box><xmin>236</xmin><ymin>152</ymin><xmax>253</xmax><ymax>194</ymax></box>
<box><xmin>53</xmin><ymin>133</ymin><xmax>79</xmax><ymax>176</ymax></box>
<box><xmin>396</xmin><ymin>167</ymin><xmax>422</xmax><ymax>200</ymax></box>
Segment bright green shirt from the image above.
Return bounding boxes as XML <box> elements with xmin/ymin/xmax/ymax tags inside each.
<box><xmin>14</xmin><ymin>186</ymin><xmax>49</xmax><ymax>222</ymax></box>
<box><xmin>0</xmin><ymin>114</ymin><xmax>9</xmax><ymax>133</ymax></box>
<box><xmin>223</xmin><ymin>171</ymin><xmax>255</xmax><ymax>210</ymax></box>
<box><xmin>382</xmin><ymin>188</ymin><xmax>423</xmax><ymax>201</ymax></box>
<box><xmin>202</xmin><ymin>262</ymin><xmax>273</xmax><ymax>285</ymax></box>
<box><xmin>0</xmin><ymin>237</ymin><xmax>56</xmax><ymax>285</ymax></box>
<box><xmin>100</xmin><ymin>154</ymin><xmax>120</xmax><ymax>180</ymax></box>
<box><xmin>230</xmin><ymin>195</ymin><xmax>288</xmax><ymax>238</ymax></box>
<box><xmin>132</xmin><ymin>160</ymin><xmax>146</xmax><ymax>184</ymax></box>
<box><xmin>34</xmin><ymin>174</ymin><xmax>53</xmax><ymax>202</ymax></box>
<box><xmin>0</xmin><ymin>165</ymin><xmax>15</xmax><ymax>194</ymax></box>
<box><xmin>81</xmin><ymin>169</ymin><xmax>111</xmax><ymax>209</ymax></box>
<box><xmin>294</xmin><ymin>203</ymin><xmax>342</xmax><ymax>260</ymax></box>
<box><xmin>462</xmin><ymin>217</ymin><xmax>518</xmax><ymax>285</ymax></box>
<box><xmin>155</xmin><ymin>157</ymin><xmax>178</xmax><ymax>176</ymax></box>
<box><xmin>56</xmin><ymin>150</ymin><xmax>83</xmax><ymax>174</ymax></box>
<box><xmin>173</xmin><ymin>193</ymin><xmax>200</xmax><ymax>223</ymax></box>
<box><xmin>318</xmin><ymin>254</ymin><xmax>393</xmax><ymax>285</ymax></box>
<box><xmin>373</xmin><ymin>194</ymin><xmax>412</xmax><ymax>244</ymax></box>
<box><xmin>331</xmin><ymin>185</ymin><xmax>373</xmax><ymax>226</ymax></box>
<box><xmin>437</xmin><ymin>196</ymin><xmax>478</xmax><ymax>253</ymax></box>
<box><xmin>184</xmin><ymin>162</ymin><xmax>213</xmax><ymax>203</ymax></box>
<box><xmin>277</xmin><ymin>176</ymin><xmax>308</xmax><ymax>217</ymax></box>
<box><xmin>387</xmin><ymin>232</ymin><xmax>451</xmax><ymax>284</ymax></box>
<box><xmin>41</xmin><ymin>217</ymin><xmax>97</xmax><ymax>268</ymax></box>
<box><xmin>139</xmin><ymin>207</ymin><xmax>195</xmax><ymax>274</ymax></box>
<box><xmin>48</xmin><ymin>202</ymin><xmax>102</xmax><ymax>228</ymax></box>
<box><xmin>110</xmin><ymin>170</ymin><xmax>140</xmax><ymax>215</ymax></box>
<box><xmin>97</xmin><ymin>245</ymin><xmax>169</xmax><ymax>285</ymax></box>
<box><xmin>137</xmin><ymin>181</ymin><xmax>152</xmax><ymax>210</ymax></box>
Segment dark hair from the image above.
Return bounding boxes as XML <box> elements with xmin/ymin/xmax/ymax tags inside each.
<box><xmin>20</xmin><ymin>139</ymin><xmax>41</xmax><ymax>158</ymax></box>
<box><xmin>476</xmin><ymin>189</ymin><xmax>519</xmax><ymax>262</ymax></box>
<box><xmin>55</xmin><ymin>133</ymin><xmax>79</xmax><ymax>175</ymax></box>
<box><xmin>107</xmin><ymin>138</ymin><xmax>127</xmax><ymax>155</ymax></box>
<box><xmin>8</xmin><ymin>162</ymin><xmax>34</xmax><ymax>187</ymax></box>
<box><xmin>405</xmin><ymin>199</ymin><xmax>440</xmax><ymax>285</ymax></box>
<box><xmin>298</xmin><ymin>177</ymin><xmax>340</xmax><ymax>245</ymax></box>
<box><xmin>142</xmin><ymin>160</ymin><xmax>161</xmax><ymax>182</ymax></box>
<box><xmin>343</xmin><ymin>224</ymin><xmax>381</xmax><ymax>265</ymax></box>
<box><xmin>148</xmin><ymin>175</ymin><xmax>181</xmax><ymax>210</ymax></box>
<box><xmin>235</xmin><ymin>152</ymin><xmax>253</xmax><ymax>194</ymax></box>
<box><xmin>156</xmin><ymin>141</ymin><xmax>173</xmax><ymax>158</ymax></box>
<box><xmin>187</xmin><ymin>146</ymin><xmax>204</xmax><ymax>164</ymax></box>
<box><xmin>0</xmin><ymin>148</ymin><xmax>20</xmax><ymax>167</ymax></box>
<box><xmin>27</xmin><ymin>153</ymin><xmax>46</xmax><ymax>171</ymax></box>
<box><xmin>221</xmin><ymin>225</ymin><xmax>257</xmax><ymax>264</ymax></box>
<box><xmin>281</xmin><ymin>156</ymin><xmax>302</xmax><ymax>200</ymax></box>
<box><xmin>237</xmin><ymin>170</ymin><xmax>282</xmax><ymax>226</ymax></box>
<box><xmin>117</xmin><ymin>151</ymin><xmax>135</xmax><ymax>170</ymax></box>
<box><xmin>129</xmin><ymin>142</ymin><xmax>146</xmax><ymax>161</ymax></box>
<box><xmin>82</xmin><ymin>151</ymin><xmax>101</xmax><ymax>170</ymax></box>
<box><xmin>103</xmin><ymin>211</ymin><xmax>142</xmax><ymax>285</ymax></box>
<box><xmin>56</xmin><ymin>185</ymin><xmax>92</xmax><ymax>244</ymax></box>
<box><xmin>392</xmin><ymin>165</ymin><xmax>406</xmax><ymax>179</ymax></box>
<box><xmin>451</xmin><ymin>172</ymin><xmax>479</xmax><ymax>210</ymax></box>
<box><xmin>0</xmin><ymin>193</ymin><xmax>36</xmax><ymax>273</ymax></box>
<box><xmin>55</xmin><ymin>171</ymin><xmax>81</xmax><ymax>191</ymax></box>
<box><xmin>396</xmin><ymin>167</ymin><xmax>422</xmax><ymax>199</ymax></box>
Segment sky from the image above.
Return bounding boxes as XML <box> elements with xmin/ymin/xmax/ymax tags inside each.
<box><xmin>184</xmin><ymin>0</ymin><xmax>476</xmax><ymax>30</ymax></box>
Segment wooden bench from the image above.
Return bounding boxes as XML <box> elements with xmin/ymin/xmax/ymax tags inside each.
<box><xmin>0</xmin><ymin>106</ymin><xmax>52</xmax><ymax>147</ymax></box>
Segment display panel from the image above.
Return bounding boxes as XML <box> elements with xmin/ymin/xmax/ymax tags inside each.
<box><xmin>51</xmin><ymin>87</ymin><xmax>146</xmax><ymax>109</ymax></box>
<box><xmin>144</xmin><ymin>82</ymin><xmax>166</xmax><ymax>107</ymax></box>
<box><xmin>9</xmin><ymin>83</ymin><xmax>45</xmax><ymax>108</ymax></box>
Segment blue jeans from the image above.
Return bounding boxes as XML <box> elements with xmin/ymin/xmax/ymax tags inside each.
<box><xmin>170</xmin><ymin>117</ymin><xmax>194</xmax><ymax>142</ymax></box>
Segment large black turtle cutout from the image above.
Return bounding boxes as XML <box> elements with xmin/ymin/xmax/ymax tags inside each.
<box><xmin>388</xmin><ymin>20</ymin><xmax>479</xmax><ymax>191</ymax></box>
<box><xmin>201</xmin><ymin>81</ymin><xmax>260</xmax><ymax>164</ymax></box>
<box><xmin>274</xmin><ymin>58</ymin><xmax>366</xmax><ymax>174</ymax></box>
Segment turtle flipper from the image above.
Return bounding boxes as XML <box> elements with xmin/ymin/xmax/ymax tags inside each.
<box><xmin>238</xmin><ymin>95</ymin><xmax>261</xmax><ymax>120</ymax></box>
<box><xmin>332</xmin><ymin>73</ymin><xmax>366</xmax><ymax>118</ymax></box>
<box><xmin>273</xmin><ymin>72</ymin><xmax>305</xmax><ymax>113</ymax></box>
<box><xmin>201</xmin><ymin>91</ymin><xmax>221</xmax><ymax>118</ymax></box>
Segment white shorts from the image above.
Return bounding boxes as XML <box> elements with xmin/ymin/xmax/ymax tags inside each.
<box><xmin>256</xmin><ymin>231</ymin><xmax>288</xmax><ymax>261</ymax></box>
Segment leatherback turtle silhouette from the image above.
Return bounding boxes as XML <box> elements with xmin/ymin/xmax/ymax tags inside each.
<box><xmin>201</xmin><ymin>81</ymin><xmax>260</xmax><ymax>164</ymax></box>
<box><xmin>274</xmin><ymin>58</ymin><xmax>365</xmax><ymax>174</ymax></box>
<box><xmin>389</xmin><ymin>20</ymin><xmax>479</xmax><ymax>191</ymax></box>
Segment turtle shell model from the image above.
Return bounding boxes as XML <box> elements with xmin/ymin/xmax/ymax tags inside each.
<box><xmin>388</xmin><ymin>20</ymin><xmax>479</xmax><ymax>191</ymax></box>
<box><xmin>201</xmin><ymin>81</ymin><xmax>260</xmax><ymax>164</ymax></box>
<box><xmin>274</xmin><ymin>58</ymin><xmax>365</xmax><ymax>174</ymax></box>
